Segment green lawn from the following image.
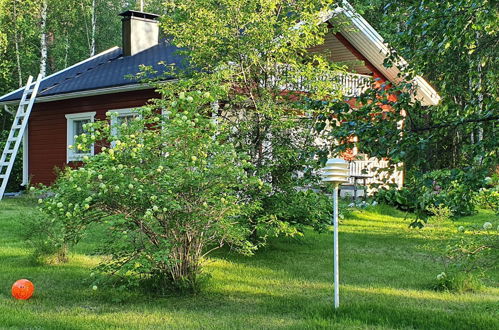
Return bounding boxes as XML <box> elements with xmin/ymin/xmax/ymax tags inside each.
<box><xmin>0</xmin><ymin>198</ymin><xmax>498</xmax><ymax>329</ymax></box>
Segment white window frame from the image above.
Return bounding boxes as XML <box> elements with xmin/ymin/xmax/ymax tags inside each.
<box><xmin>109</xmin><ymin>108</ymin><xmax>140</xmax><ymax>138</ymax></box>
<box><xmin>65</xmin><ymin>112</ymin><xmax>96</xmax><ymax>162</ymax></box>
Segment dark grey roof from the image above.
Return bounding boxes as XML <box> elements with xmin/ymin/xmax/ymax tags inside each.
<box><xmin>0</xmin><ymin>42</ymin><xmax>185</xmax><ymax>104</ymax></box>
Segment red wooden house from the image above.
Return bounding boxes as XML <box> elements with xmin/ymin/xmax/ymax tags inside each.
<box><xmin>0</xmin><ymin>2</ymin><xmax>440</xmax><ymax>190</ymax></box>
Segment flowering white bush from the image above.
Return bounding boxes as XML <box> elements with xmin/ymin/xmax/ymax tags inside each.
<box><xmin>34</xmin><ymin>91</ymin><xmax>262</xmax><ymax>292</ymax></box>
<box><xmin>436</xmin><ymin>272</ymin><xmax>446</xmax><ymax>281</ymax></box>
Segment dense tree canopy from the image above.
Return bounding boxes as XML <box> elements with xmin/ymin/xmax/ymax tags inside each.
<box><xmin>347</xmin><ymin>0</ymin><xmax>498</xmax><ymax>171</ymax></box>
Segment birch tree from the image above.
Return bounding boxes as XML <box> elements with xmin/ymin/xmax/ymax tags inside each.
<box><xmin>90</xmin><ymin>0</ymin><xmax>96</xmax><ymax>56</ymax></box>
<box><xmin>39</xmin><ymin>0</ymin><xmax>48</xmax><ymax>77</ymax></box>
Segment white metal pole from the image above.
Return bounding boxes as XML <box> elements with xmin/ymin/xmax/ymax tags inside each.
<box><xmin>333</xmin><ymin>183</ymin><xmax>340</xmax><ymax>309</ymax></box>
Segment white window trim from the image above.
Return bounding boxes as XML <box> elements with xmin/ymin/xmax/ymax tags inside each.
<box><xmin>109</xmin><ymin>108</ymin><xmax>140</xmax><ymax>138</ymax></box>
<box><xmin>65</xmin><ymin>112</ymin><xmax>96</xmax><ymax>162</ymax></box>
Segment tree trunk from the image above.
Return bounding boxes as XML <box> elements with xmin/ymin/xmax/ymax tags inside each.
<box><xmin>476</xmin><ymin>33</ymin><xmax>484</xmax><ymax>143</ymax></box>
<box><xmin>90</xmin><ymin>0</ymin><xmax>96</xmax><ymax>56</ymax></box>
<box><xmin>13</xmin><ymin>0</ymin><xmax>22</xmax><ymax>87</ymax></box>
<box><xmin>64</xmin><ymin>34</ymin><xmax>70</xmax><ymax>68</ymax></box>
<box><xmin>39</xmin><ymin>0</ymin><xmax>48</xmax><ymax>78</ymax></box>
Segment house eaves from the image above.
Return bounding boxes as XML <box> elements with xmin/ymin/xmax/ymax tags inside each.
<box><xmin>330</xmin><ymin>1</ymin><xmax>441</xmax><ymax>106</ymax></box>
<box><xmin>0</xmin><ymin>84</ymin><xmax>155</xmax><ymax>106</ymax></box>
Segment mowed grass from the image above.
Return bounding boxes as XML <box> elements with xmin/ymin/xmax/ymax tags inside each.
<box><xmin>0</xmin><ymin>198</ymin><xmax>498</xmax><ymax>329</ymax></box>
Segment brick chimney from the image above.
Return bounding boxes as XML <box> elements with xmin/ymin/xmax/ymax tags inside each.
<box><xmin>119</xmin><ymin>10</ymin><xmax>159</xmax><ymax>56</ymax></box>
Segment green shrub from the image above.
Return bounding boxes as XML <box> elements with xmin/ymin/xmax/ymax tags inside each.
<box><xmin>474</xmin><ymin>176</ymin><xmax>499</xmax><ymax>214</ymax></box>
<box><xmin>32</xmin><ymin>91</ymin><xmax>261</xmax><ymax>293</ymax></box>
<box><xmin>375</xmin><ymin>169</ymin><xmax>486</xmax><ymax>227</ymax></box>
<box><xmin>0</xmin><ymin>128</ymin><xmax>23</xmax><ymax>192</ymax></box>
<box><xmin>426</xmin><ymin>204</ymin><xmax>453</xmax><ymax>223</ymax></box>
<box><xmin>375</xmin><ymin>187</ymin><xmax>415</xmax><ymax>212</ymax></box>
<box><xmin>23</xmin><ymin>212</ymin><xmax>69</xmax><ymax>264</ymax></box>
<box><xmin>433</xmin><ymin>222</ymin><xmax>498</xmax><ymax>293</ymax></box>
<box><xmin>434</xmin><ymin>271</ymin><xmax>484</xmax><ymax>293</ymax></box>
<box><xmin>263</xmin><ymin>189</ymin><xmax>333</xmax><ymax>233</ymax></box>
<box><xmin>474</xmin><ymin>188</ymin><xmax>499</xmax><ymax>214</ymax></box>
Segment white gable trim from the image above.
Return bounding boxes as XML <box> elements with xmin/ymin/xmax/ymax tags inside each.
<box><xmin>330</xmin><ymin>1</ymin><xmax>441</xmax><ymax>106</ymax></box>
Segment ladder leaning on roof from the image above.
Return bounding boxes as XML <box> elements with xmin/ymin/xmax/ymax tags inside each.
<box><xmin>0</xmin><ymin>74</ymin><xmax>42</xmax><ymax>200</ymax></box>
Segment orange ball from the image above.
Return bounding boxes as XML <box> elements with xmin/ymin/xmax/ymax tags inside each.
<box><xmin>12</xmin><ymin>279</ymin><xmax>35</xmax><ymax>300</ymax></box>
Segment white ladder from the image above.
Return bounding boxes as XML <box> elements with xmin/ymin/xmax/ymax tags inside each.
<box><xmin>0</xmin><ymin>74</ymin><xmax>42</xmax><ymax>200</ymax></box>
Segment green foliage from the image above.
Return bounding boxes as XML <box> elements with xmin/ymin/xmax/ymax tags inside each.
<box><xmin>434</xmin><ymin>272</ymin><xmax>484</xmax><ymax>293</ymax></box>
<box><xmin>414</xmin><ymin>169</ymin><xmax>484</xmax><ymax>217</ymax></box>
<box><xmin>433</xmin><ymin>222</ymin><xmax>498</xmax><ymax>293</ymax></box>
<box><xmin>474</xmin><ymin>175</ymin><xmax>499</xmax><ymax>214</ymax></box>
<box><xmin>376</xmin><ymin>169</ymin><xmax>486</xmax><ymax>226</ymax></box>
<box><xmin>475</xmin><ymin>188</ymin><xmax>499</xmax><ymax>214</ymax></box>
<box><xmin>375</xmin><ymin>188</ymin><xmax>414</xmax><ymax>211</ymax></box>
<box><xmin>33</xmin><ymin>92</ymin><xmax>261</xmax><ymax>292</ymax></box>
<box><xmin>0</xmin><ymin>125</ymin><xmax>23</xmax><ymax>193</ymax></box>
<box><xmin>263</xmin><ymin>189</ymin><xmax>333</xmax><ymax>233</ymax></box>
<box><xmin>22</xmin><ymin>211</ymin><xmax>69</xmax><ymax>264</ymax></box>
<box><xmin>426</xmin><ymin>204</ymin><xmax>453</xmax><ymax>223</ymax></box>
<box><xmin>353</xmin><ymin>0</ymin><xmax>498</xmax><ymax>170</ymax></box>
<box><xmin>153</xmin><ymin>0</ymin><xmax>347</xmax><ymax>243</ymax></box>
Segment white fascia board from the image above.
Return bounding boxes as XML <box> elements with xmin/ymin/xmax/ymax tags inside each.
<box><xmin>0</xmin><ymin>83</ymin><xmax>154</xmax><ymax>106</ymax></box>
<box><xmin>329</xmin><ymin>1</ymin><xmax>440</xmax><ymax>106</ymax></box>
<box><xmin>0</xmin><ymin>46</ymin><xmax>120</xmax><ymax>104</ymax></box>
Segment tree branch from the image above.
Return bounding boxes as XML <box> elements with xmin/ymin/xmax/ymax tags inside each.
<box><xmin>411</xmin><ymin>115</ymin><xmax>499</xmax><ymax>132</ymax></box>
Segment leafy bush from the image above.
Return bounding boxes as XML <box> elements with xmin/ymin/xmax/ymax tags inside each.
<box><xmin>263</xmin><ymin>189</ymin><xmax>333</xmax><ymax>233</ymax></box>
<box><xmin>0</xmin><ymin>128</ymin><xmax>23</xmax><ymax>192</ymax></box>
<box><xmin>426</xmin><ymin>204</ymin><xmax>453</xmax><ymax>223</ymax></box>
<box><xmin>152</xmin><ymin>76</ymin><xmax>336</xmax><ymax>246</ymax></box>
<box><xmin>33</xmin><ymin>91</ymin><xmax>260</xmax><ymax>293</ymax></box>
<box><xmin>433</xmin><ymin>222</ymin><xmax>498</xmax><ymax>293</ymax></box>
<box><xmin>374</xmin><ymin>188</ymin><xmax>414</xmax><ymax>211</ymax></box>
<box><xmin>375</xmin><ymin>169</ymin><xmax>486</xmax><ymax>226</ymax></box>
<box><xmin>434</xmin><ymin>271</ymin><xmax>484</xmax><ymax>293</ymax></box>
<box><xmin>474</xmin><ymin>188</ymin><xmax>499</xmax><ymax>214</ymax></box>
<box><xmin>23</xmin><ymin>211</ymin><xmax>69</xmax><ymax>264</ymax></box>
<box><xmin>474</xmin><ymin>175</ymin><xmax>499</xmax><ymax>214</ymax></box>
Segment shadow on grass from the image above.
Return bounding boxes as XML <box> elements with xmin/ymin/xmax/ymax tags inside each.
<box><xmin>1</xmin><ymin>199</ymin><xmax>497</xmax><ymax>329</ymax></box>
<box><xmin>315</xmin><ymin>289</ymin><xmax>498</xmax><ymax>330</ymax></box>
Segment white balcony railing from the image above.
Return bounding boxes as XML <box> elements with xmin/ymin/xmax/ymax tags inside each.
<box><xmin>348</xmin><ymin>158</ymin><xmax>404</xmax><ymax>191</ymax></box>
<box><xmin>269</xmin><ymin>65</ymin><xmax>373</xmax><ymax>97</ymax></box>
<box><xmin>335</xmin><ymin>73</ymin><xmax>372</xmax><ymax>97</ymax></box>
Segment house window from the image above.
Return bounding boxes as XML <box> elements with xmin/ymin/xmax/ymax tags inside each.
<box><xmin>109</xmin><ymin>108</ymin><xmax>139</xmax><ymax>137</ymax></box>
<box><xmin>65</xmin><ymin>112</ymin><xmax>96</xmax><ymax>162</ymax></box>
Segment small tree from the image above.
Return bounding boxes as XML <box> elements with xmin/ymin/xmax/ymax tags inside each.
<box><xmin>158</xmin><ymin>0</ymin><xmax>346</xmax><ymax>242</ymax></box>
<box><xmin>36</xmin><ymin>91</ymin><xmax>258</xmax><ymax>292</ymax></box>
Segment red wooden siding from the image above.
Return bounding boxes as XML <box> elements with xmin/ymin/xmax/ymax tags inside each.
<box><xmin>28</xmin><ymin>89</ymin><xmax>159</xmax><ymax>185</ymax></box>
<box><xmin>334</xmin><ymin>32</ymin><xmax>389</xmax><ymax>84</ymax></box>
